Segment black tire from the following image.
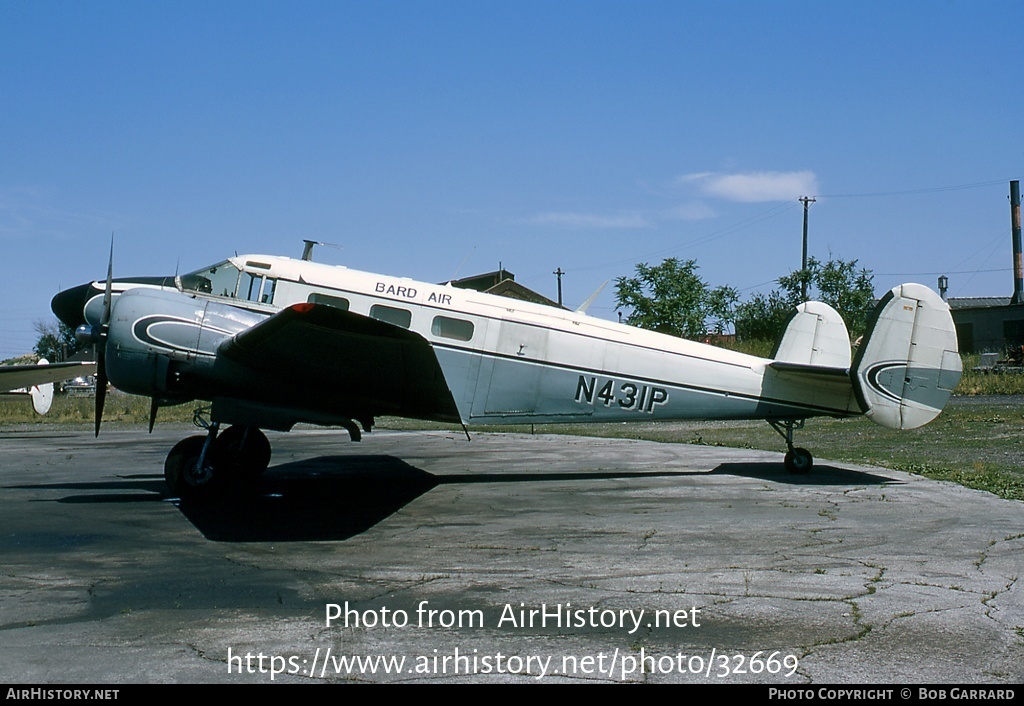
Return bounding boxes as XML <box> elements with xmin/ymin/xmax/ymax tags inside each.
<box><xmin>784</xmin><ymin>447</ymin><xmax>813</xmax><ymax>474</ymax></box>
<box><xmin>164</xmin><ymin>435</ymin><xmax>220</xmax><ymax>497</ymax></box>
<box><xmin>214</xmin><ymin>426</ymin><xmax>272</xmax><ymax>480</ymax></box>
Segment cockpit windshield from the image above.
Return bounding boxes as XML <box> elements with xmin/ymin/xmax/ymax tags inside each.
<box><xmin>180</xmin><ymin>261</ymin><xmax>242</xmax><ymax>298</ymax></box>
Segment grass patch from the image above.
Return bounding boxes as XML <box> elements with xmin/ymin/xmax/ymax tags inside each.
<box><xmin>954</xmin><ymin>355</ymin><xmax>1024</xmax><ymax>395</ymax></box>
<box><xmin>0</xmin><ymin>392</ymin><xmax>194</xmax><ymax>426</ymax></box>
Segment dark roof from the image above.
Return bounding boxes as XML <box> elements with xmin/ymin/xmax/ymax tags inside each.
<box><xmin>484</xmin><ymin>279</ymin><xmax>563</xmax><ymax>308</ymax></box>
<box><xmin>447</xmin><ymin>269</ymin><xmax>564</xmax><ymax>309</ymax></box>
<box><xmin>448</xmin><ymin>269</ymin><xmax>516</xmax><ymax>292</ymax></box>
<box><xmin>947</xmin><ymin>297</ymin><xmax>1014</xmax><ymax>310</ymax></box>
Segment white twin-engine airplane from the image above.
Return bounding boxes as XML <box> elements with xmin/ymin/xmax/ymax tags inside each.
<box><xmin>51</xmin><ymin>250</ymin><xmax>962</xmax><ymax>497</ymax></box>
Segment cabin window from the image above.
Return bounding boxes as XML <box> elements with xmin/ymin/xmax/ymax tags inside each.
<box><xmin>370</xmin><ymin>304</ymin><xmax>411</xmax><ymax>329</ymax></box>
<box><xmin>260</xmin><ymin>277</ymin><xmax>276</xmax><ymax>304</ymax></box>
<box><xmin>432</xmin><ymin>315</ymin><xmax>474</xmax><ymax>341</ymax></box>
<box><xmin>307</xmin><ymin>293</ymin><xmax>350</xmax><ymax>311</ymax></box>
<box><xmin>241</xmin><ymin>272</ymin><xmax>259</xmax><ymax>301</ymax></box>
<box><xmin>240</xmin><ymin>272</ymin><xmax>277</xmax><ymax>304</ymax></box>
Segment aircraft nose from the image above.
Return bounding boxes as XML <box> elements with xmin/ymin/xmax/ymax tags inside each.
<box><xmin>51</xmin><ymin>283</ymin><xmax>95</xmax><ymax>330</ymax></box>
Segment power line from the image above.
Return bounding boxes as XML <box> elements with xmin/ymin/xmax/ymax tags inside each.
<box><xmin>737</xmin><ymin>279</ymin><xmax>781</xmax><ymax>292</ymax></box>
<box><xmin>521</xmin><ymin>200</ymin><xmax>800</xmax><ymax>284</ymax></box>
<box><xmin>875</xmin><ymin>268</ymin><xmax>1009</xmax><ymax>276</ymax></box>
<box><xmin>817</xmin><ymin>179</ymin><xmax>1008</xmax><ymax>199</ymax></box>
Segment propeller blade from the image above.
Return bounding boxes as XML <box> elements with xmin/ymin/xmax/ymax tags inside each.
<box><xmin>101</xmin><ymin>238</ymin><xmax>113</xmax><ymax>327</ymax></box>
<box><xmin>95</xmin><ymin>236</ymin><xmax>113</xmax><ymax>436</ymax></box>
<box><xmin>148</xmin><ymin>398</ymin><xmax>159</xmax><ymax>433</ymax></box>
<box><xmin>94</xmin><ymin>345</ymin><xmax>106</xmax><ymax>437</ymax></box>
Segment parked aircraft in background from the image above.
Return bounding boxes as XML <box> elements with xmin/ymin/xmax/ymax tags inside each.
<box><xmin>51</xmin><ymin>247</ymin><xmax>961</xmax><ymax>497</ymax></box>
<box><xmin>0</xmin><ymin>359</ymin><xmax>96</xmax><ymax>414</ymax></box>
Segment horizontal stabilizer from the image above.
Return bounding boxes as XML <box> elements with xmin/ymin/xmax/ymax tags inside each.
<box><xmin>769</xmin><ymin>360</ymin><xmax>852</xmax><ymax>380</ymax></box>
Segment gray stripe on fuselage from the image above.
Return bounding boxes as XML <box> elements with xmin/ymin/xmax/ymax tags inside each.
<box><xmin>433</xmin><ymin>345</ymin><xmax>856</xmax><ymax>425</ymax></box>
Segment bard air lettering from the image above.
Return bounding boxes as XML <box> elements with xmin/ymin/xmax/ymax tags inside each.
<box><xmin>374</xmin><ymin>282</ymin><xmax>418</xmax><ymax>299</ymax></box>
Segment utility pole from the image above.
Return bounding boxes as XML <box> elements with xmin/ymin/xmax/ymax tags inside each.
<box><xmin>1011</xmin><ymin>180</ymin><xmax>1022</xmax><ymax>304</ymax></box>
<box><xmin>799</xmin><ymin>196</ymin><xmax>816</xmax><ymax>301</ymax></box>
<box><xmin>553</xmin><ymin>267</ymin><xmax>565</xmax><ymax>307</ymax></box>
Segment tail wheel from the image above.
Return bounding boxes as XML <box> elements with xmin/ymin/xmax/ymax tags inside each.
<box><xmin>214</xmin><ymin>426</ymin><xmax>271</xmax><ymax>480</ymax></box>
<box><xmin>769</xmin><ymin>420</ymin><xmax>814</xmax><ymax>475</ymax></box>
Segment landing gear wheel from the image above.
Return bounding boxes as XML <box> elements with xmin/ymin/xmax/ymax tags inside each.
<box><xmin>769</xmin><ymin>420</ymin><xmax>814</xmax><ymax>475</ymax></box>
<box><xmin>784</xmin><ymin>447</ymin><xmax>813</xmax><ymax>474</ymax></box>
<box><xmin>164</xmin><ymin>435</ymin><xmax>220</xmax><ymax>497</ymax></box>
<box><xmin>214</xmin><ymin>426</ymin><xmax>271</xmax><ymax>480</ymax></box>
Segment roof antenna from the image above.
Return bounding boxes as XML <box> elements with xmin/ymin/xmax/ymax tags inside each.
<box><xmin>301</xmin><ymin>240</ymin><xmax>342</xmax><ymax>262</ymax></box>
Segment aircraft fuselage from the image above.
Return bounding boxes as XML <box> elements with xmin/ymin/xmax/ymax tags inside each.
<box><xmin>56</xmin><ymin>254</ymin><xmax>861</xmax><ymax>431</ymax></box>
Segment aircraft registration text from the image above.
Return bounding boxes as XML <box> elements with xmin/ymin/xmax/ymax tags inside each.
<box><xmin>574</xmin><ymin>375</ymin><xmax>669</xmax><ymax>413</ymax></box>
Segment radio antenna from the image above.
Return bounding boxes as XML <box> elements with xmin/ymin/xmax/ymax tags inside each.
<box><xmin>450</xmin><ymin>246</ymin><xmax>476</xmax><ymax>282</ymax></box>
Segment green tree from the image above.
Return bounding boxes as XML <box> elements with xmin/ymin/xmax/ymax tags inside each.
<box><xmin>33</xmin><ymin>319</ymin><xmax>79</xmax><ymax>362</ymax></box>
<box><xmin>735</xmin><ymin>257</ymin><xmax>875</xmax><ymax>343</ymax></box>
<box><xmin>615</xmin><ymin>258</ymin><xmax>739</xmax><ymax>340</ymax></box>
<box><xmin>733</xmin><ymin>290</ymin><xmax>795</xmax><ymax>343</ymax></box>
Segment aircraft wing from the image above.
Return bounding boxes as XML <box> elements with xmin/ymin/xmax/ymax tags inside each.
<box><xmin>0</xmin><ymin>361</ymin><xmax>96</xmax><ymax>393</ymax></box>
<box><xmin>216</xmin><ymin>303</ymin><xmax>462</xmax><ymax>423</ymax></box>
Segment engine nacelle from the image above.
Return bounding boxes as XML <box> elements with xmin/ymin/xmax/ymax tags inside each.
<box><xmin>104</xmin><ymin>288</ymin><xmax>266</xmax><ymax>400</ymax></box>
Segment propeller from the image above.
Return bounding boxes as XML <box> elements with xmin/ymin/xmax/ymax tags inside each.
<box><xmin>94</xmin><ymin>239</ymin><xmax>114</xmax><ymax>437</ymax></box>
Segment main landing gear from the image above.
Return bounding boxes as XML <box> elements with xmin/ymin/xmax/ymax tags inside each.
<box><xmin>164</xmin><ymin>409</ymin><xmax>272</xmax><ymax>497</ymax></box>
<box><xmin>768</xmin><ymin>419</ymin><xmax>813</xmax><ymax>474</ymax></box>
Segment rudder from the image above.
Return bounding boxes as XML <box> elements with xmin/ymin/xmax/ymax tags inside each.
<box><xmin>852</xmin><ymin>283</ymin><xmax>962</xmax><ymax>430</ymax></box>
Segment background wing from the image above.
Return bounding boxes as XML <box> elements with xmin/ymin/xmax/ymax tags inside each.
<box><xmin>0</xmin><ymin>361</ymin><xmax>96</xmax><ymax>393</ymax></box>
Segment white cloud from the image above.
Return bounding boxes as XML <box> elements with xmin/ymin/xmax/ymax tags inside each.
<box><xmin>679</xmin><ymin>171</ymin><xmax>818</xmax><ymax>203</ymax></box>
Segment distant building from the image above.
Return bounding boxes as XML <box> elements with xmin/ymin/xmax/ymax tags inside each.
<box><xmin>448</xmin><ymin>269</ymin><xmax>565</xmax><ymax>309</ymax></box>
<box><xmin>947</xmin><ymin>298</ymin><xmax>1024</xmax><ymax>354</ymax></box>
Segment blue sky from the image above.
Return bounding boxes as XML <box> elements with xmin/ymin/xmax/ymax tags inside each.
<box><xmin>1</xmin><ymin>0</ymin><xmax>1021</xmax><ymax>358</ymax></box>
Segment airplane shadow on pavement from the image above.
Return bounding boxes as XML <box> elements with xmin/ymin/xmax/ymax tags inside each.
<box><xmin>710</xmin><ymin>462</ymin><xmax>899</xmax><ymax>486</ymax></box>
<box><xmin>8</xmin><ymin>456</ymin><xmax>900</xmax><ymax>543</ymax></box>
<box><xmin>175</xmin><ymin>457</ymin><xmax>901</xmax><ymax>542</ymax></box>
<box><xmin>176</xmin><ymin>455</ymin><xmax>438</xmax><ymax>542</ymax></box>
<box><xmin>175</xmin><ymin>457</ymin><xmax>703</xmax><ymax>542</ymax></box>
